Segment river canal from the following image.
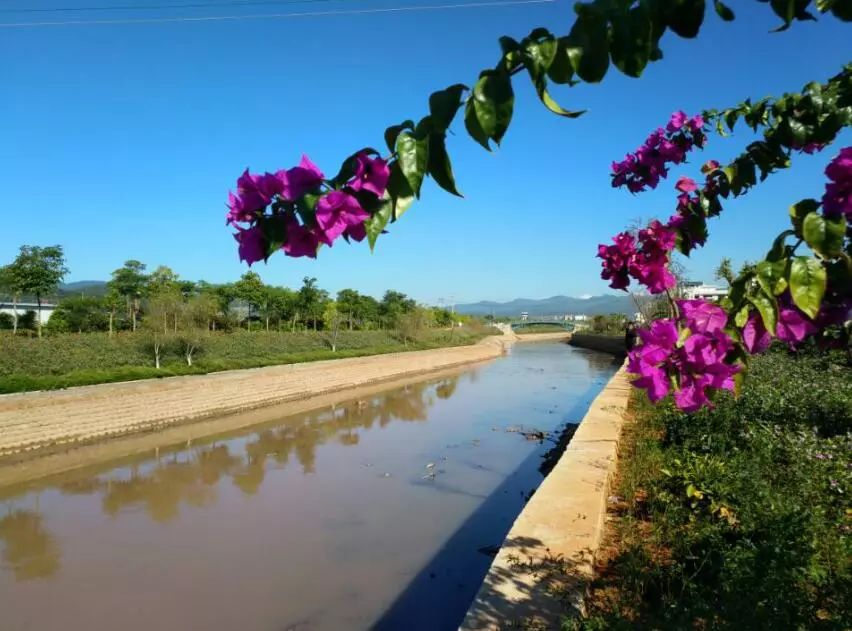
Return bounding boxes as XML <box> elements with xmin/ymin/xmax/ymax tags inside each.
<box><xmin>0</xmin><ymin>342</ymin><xmax>618</xmax><ymax>630</ymax></box>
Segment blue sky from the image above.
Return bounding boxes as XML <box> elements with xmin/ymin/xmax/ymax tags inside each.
<box><xmin>0</xmin><ymin>1</ymin><xmax>849</xmax><ymax>304</ymax></box>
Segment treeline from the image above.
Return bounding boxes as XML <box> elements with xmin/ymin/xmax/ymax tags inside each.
<box><xmin>0</xmin><ymin>251</ymin><xmax>470</xmax><ymax>338</ymax></box>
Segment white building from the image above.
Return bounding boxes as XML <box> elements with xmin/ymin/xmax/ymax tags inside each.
<box><xmin>682</xmin><ymin>283</ymin><xmax>727</xmax><ymax>302</ymax></box>
<box><xmin>0</xmin><ymin>301</ymin><xmax>56</xmax><ymax>324</ymax></box>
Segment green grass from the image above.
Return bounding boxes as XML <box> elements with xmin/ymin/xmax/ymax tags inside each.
<box><xmin>0</xmin><ymin>328</ymin><xmax>496</xmax><ymax>394</ymax></box>
<box><xmin>571</xmin><ymin>348</ymin><xmax>852</xmax><ymax>630</ymax></box>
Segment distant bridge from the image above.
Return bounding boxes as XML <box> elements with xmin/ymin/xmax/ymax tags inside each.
<box><xmin>509</xmin><ymin>320</ymin><xmax>574</xmax><ymax>331</ymax></box>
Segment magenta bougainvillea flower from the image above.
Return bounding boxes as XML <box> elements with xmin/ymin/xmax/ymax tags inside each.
<box><xmin>628</xmin><ymin>221</ymin><xmax>677</xmax><ymax>293</ymax></box>
<box><xmin>822</xmin><ymin>147</ymin><xmax>852</xmax><ymax>220</ymax></box>
<box><xmin>776</xmin><ymin>306</ymin><xmax>818</xmax><ymax>346</ymax></box>
<box><xmin>611</xmin><ymin>111</ymin><xmax>706</xmax><ymax>193</ymax></box>
<box><xmin>627</xmin><ymin>301</ymin><xmax>739</xmax><ymax>413</ymax></box>
<box><xmin>677</xmin><ymin>299</ymin><xmax>727</xmax><ymax>334</ymax></box>
<box><xmin>226</xmin><ymin>170</ymin><xmax>276</xmax><ymax>225</ymax></box>
<box><xmin>348</xmin><ymin>153</ymin><xmax>390</xmax><ymax>197</ymax></box>
<box><xmin>597</xmin><ymin>232</ymin><xmax>636</xmax><ymax>290</ymax></box>
<box><xmin>282</xmin><ymin>216</ymin><xmax>320</xmax><ymax>258</ymax></box>
<box><xmin>675</xmin><ymin>176</ymin><xmax>698</xmax><ymax>193</ymax></box>
<box><xmin>233</xmin><ymin>225</ymin><xmax>266</xmax><ymax>266</ymax></box>
<box><xmin>344</xmin><ymin>222</ymin><xmax>367</xmax><ymax>242</ymax></box>
<box><xmin>597</xmin><ymin>221</ymin><xmax>676</xmax><ymax>294</ymax></box>
<box><xmin>278</xmin><ymin>155</ymin><xmax>325</xmax><ymax>202</ymax></box>
<box><xmin>315</xmin><ymin>191</ymin><xmax>369</xmax><ymax>246</ymax></box>
<box><xmin>742</xmin><ymin>312</ymin><xmax>771</xmax><ymax>354</ymax></box>
<box><xmin>628</xmin><ymin>319</ymin><xmax>679</xmax><ymax>403</ymax></box>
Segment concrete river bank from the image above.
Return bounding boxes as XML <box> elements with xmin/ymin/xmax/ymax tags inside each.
<box><xmin>0</xmin><ymin>341</ymin><xmax>618</xmax><ymax>630</ymax></box>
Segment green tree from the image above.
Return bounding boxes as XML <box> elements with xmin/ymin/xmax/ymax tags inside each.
<box><xmin>103</xmin><ymin>288</ymin><xmax>124</xmax><ymax>336</ymax></box>
<box><xmin>380</xmin><ymin>290</ymin><xmax>416</xmax><ymax>329</ymax></box>
<box><xmin>358</xmin><ymin>294</ymin><xmax>381</xmax><ymax>329</ymax></box>
<box><xmin>185</xmin><ymin>292</ymin><xmax>219</xmax><ymax>332</ymax></box>
<box><xmin>146</xmin><ymin>265</ymin><xmax>180</xmax><ymax>296</ymax></box>
<box><xmin>7</xmin><ymin>245</ymin><xmax>68</xmax><ymax>338</ymax></box>
<box><xmin>234</xmin><ymin>271</ymin><xmax>266</xmax><ymax>331</ymax></box>
<box><xmin>0</xmin><ymin>265</ymin><xmax>21</xmax><ymax>334</ymax></box>
<box><xmin>336</xmin><ymin>288</ymin><xmax>361</xmax><ymax>330</ymax></box>
<box><xmin>48</xmin><ymin>295</ymin><xmax>106</xmax><ymax>333</ymax></box>
<box><xmin>146</xmin><ymin>266</ymin><xmax>183</xmax><ymax>332</ymax></box>
<box><xmin>714</xmin><ymin>257</ymin><xmax>735</xmax><ymax>287</ymax></box>
<box><xmin>109</xmin><ymin>260</ymin><xmax>147</xmax><ymax>332</ymax></box>
<box><xmin>264</xmin><ymin>286</ymin><xmax>296</xmax><ymax>331</ymax></box>
<box><xmin>297</xmin><ymin>277</ymin><xmax>328</xmax><ymax>331</ymax></box>
<box><xmin>322</xmin><ymin>301</ymin><xmax>343</xmax><ymax>351</ymax></box>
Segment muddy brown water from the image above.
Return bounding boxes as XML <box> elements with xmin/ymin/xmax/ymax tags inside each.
<box><xmin>0</xmin><ymin>342</ymin><xmax>618</xmax><ymax>631</ymax></box>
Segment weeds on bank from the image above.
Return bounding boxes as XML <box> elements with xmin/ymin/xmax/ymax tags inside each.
<box><xmin>568</xmin><ymin>349</ymin><xmax>852</xmax><ymax>630</ymax></box>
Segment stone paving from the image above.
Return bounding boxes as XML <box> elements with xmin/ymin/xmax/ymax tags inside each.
<box><xmin>0</xmin><ymin>335</ymin><xmax>522</xmax><ymax>459</ymax></box>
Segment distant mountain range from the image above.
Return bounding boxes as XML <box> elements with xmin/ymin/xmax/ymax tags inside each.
<box><xmin>52</xmin><ymin>283</ymin><xmax>635</xmax><ymax>317</ymax></box>
<box><xmin>58</xmin><ymin>280</ymin><xmax>108</xmax><ymax>297</ymax></box>
<box><xmin>454</xmin><ymin>294</ymin><xmax>637</xmax><ymax>317</ymax></box>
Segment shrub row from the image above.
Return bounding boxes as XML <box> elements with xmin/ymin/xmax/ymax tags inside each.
<box><xmin>575</xmin><ymin>349</ymin><xmax>852</xmax><ymax>629</ymax></box>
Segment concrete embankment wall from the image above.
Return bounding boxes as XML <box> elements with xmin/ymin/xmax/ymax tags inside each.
<box><xmin>569</xmin><ymin>333</ymin><xmax>627</xmax><ymax>356</ymax></box>
<box><xmin>461</xmin><ymin>363</ymin><xmax>632</xmax><ymax>630</ymax></box>
<box><xmin>0</xmin><ymin>335</ymin><xmax>513</xmax><ymax>460</ymax></box>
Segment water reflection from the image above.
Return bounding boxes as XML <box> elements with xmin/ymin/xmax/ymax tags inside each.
<box><xmin>0</xmin><ymin>509</ymin><xmax>59</xmax><ymax>581</ymax></box>
<box><xmin>0</xmin><ymin>374</ymin><xmax>464</xmax><ymax>582</ymax></box>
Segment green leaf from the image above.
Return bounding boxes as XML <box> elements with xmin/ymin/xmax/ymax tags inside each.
<box><xmin>521</xmin><ymin>29</ymin><xmax>558</xmax><ymax>77</ymax></box>
<box><xmin>734</xmin><ymin>305</ymin><xmax>750</xmax><ymax>328</ymax></box>
<box><xmin>384</xmin><ymin>121</ymin><xmax>414</xmax><ymax>153</ymax></box>
<box><xmin>547</xmin><ymin>38</ymin><xmax>576</xmax><ymax>84</ymax></box>
<box><xmin>329</xmin><ymin>148</ymin><xmax>380</xmax><ymax>187</ymax></box>
<box><xmin>499</xmin><ymin>35</ymin><xmax>521</xmax><ymax>56</ymax></box>
<box><xmin>609</xmin><ymin>5</ymin><xmax>654</xmax><ymax>77</ymax></box>
<box><xmin>831</xmin><ymin>0</ymin><xmax>852</xmax><ymax>20</ymax></box>
<box><xmin>789</xmin><ymin>256</ymin><xmax>826</xmax><ymax>319</ymax></box>
<box><xmin>789</xmin><ymin>198</ymin><xmax>820</xmax><ymax>236</ymax></box>
<box><xmin>364</xmin><ymin>201</ymin><xmax>392</xmax><ymax>251</ymax></box>
<box><xmin>427</xmin><ymin>133</ymin><xmax>462</xmax><ymax>197</ymax></box>
<box><xmin>531</xmin><ymin>75</ymin><xmax>585</xmax><ymax>117</ymax></box>
<box><xmin>756</xmin><ymin>259</ymin><xmax>789</xmax><ymax>296</ymax></box>
<box><xmin>386</xmin><ymin>162</ymin><xmax>415</xmax><ymax>221</ymax></box>
<box><xmin>747</xmin><ymin>291</ymin><xmax>778</xmax><ymax>337</ymax></box>
<box><xmin>724</xmin><ymin>109</ymin><xmax>738</xmax><ymax>132</ymax></box>
<box><xmin>395</xmin><ymin>131</ymin><xmax>429</xmax><ymax>197</ymax></box>
<box><xmin>766</xmin><ymin>229</ymin><xmax>796</xmax><ymax>262</ymax></box>
<box><xmin>666</xmin><ymin>0</ymin><xmax>706</xmax><ymax>38</ymax></box>
<box><xmin>464</xmin><ymin>70</ymin><xmax>514</xmax><ymax>150</ymax></box>
<box><xmin>803</xmin><ymin>212</ymin><xmax>847</xmax><ymax>258</ymax></box>
<box><xmin>713</xmin><ymin>0</ymin><xmax>735</xmax><ymax>20</ymax></box>
<box><xmin>429</xmin><ymin>84</ymin><xmax>467</xmax><ymax>133</ymax></box>
<box><xmin>769</xmin><ymin>0</ymin><xmax>815</xmax><ymax>30</ymax></box>
<box><xmin>521</xmin><ymin>30</ymin><xmax>583</xmax><ymax>117</ymax></box>
<box><xmin>563</xmin><ymin>7</ymin><xmax>610</xmax><ymax>83</ymax></box>
<box><xmin>259</xmin><ymin>215</ymin><xmax>287</xmax><ymax>258</ymax></box>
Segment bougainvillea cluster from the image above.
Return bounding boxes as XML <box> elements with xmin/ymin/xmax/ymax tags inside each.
<box><xmin>628</xmin><ymin>300</ymin><xmax>740</xmax><ymax>412</ymax></box>
<box><xmin>610</xmin><ymin>111</ymin><xmax>706</xmax><ymax>193</ymax></box>
<box><xmin>597</xmin><ymin>220</ymin><xmax>677</xmax><ymax>294</ymax></box>
<box><xmin>605</xmin><ymin>105</ymin><xmax>850</xmax><ymax>412</ymax></box>
<box><xmin>226</xmin><ymin>153</ymin><xmax>390</xmax><ymax>265</ymax></box>
<box><xmin>821</xmin><ymin>147</ymin><xmax>852</xmax><ymax>220</ymax></box>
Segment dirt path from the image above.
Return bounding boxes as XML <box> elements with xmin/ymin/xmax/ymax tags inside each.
<box><xmin>0</xmin><ymin>332</ymin><xmax>570</xmax><ymax>462</ymax></box>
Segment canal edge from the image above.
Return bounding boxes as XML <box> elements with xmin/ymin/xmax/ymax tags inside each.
<box><xmin>0</xmin><ymin>332</ymin><xmax>569</xmax><ymax>474</ymax></box>
<box><xmin>459</xmin><ymin>361</ymin><xmax>631</xmax><ymax>630</ymax></box>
